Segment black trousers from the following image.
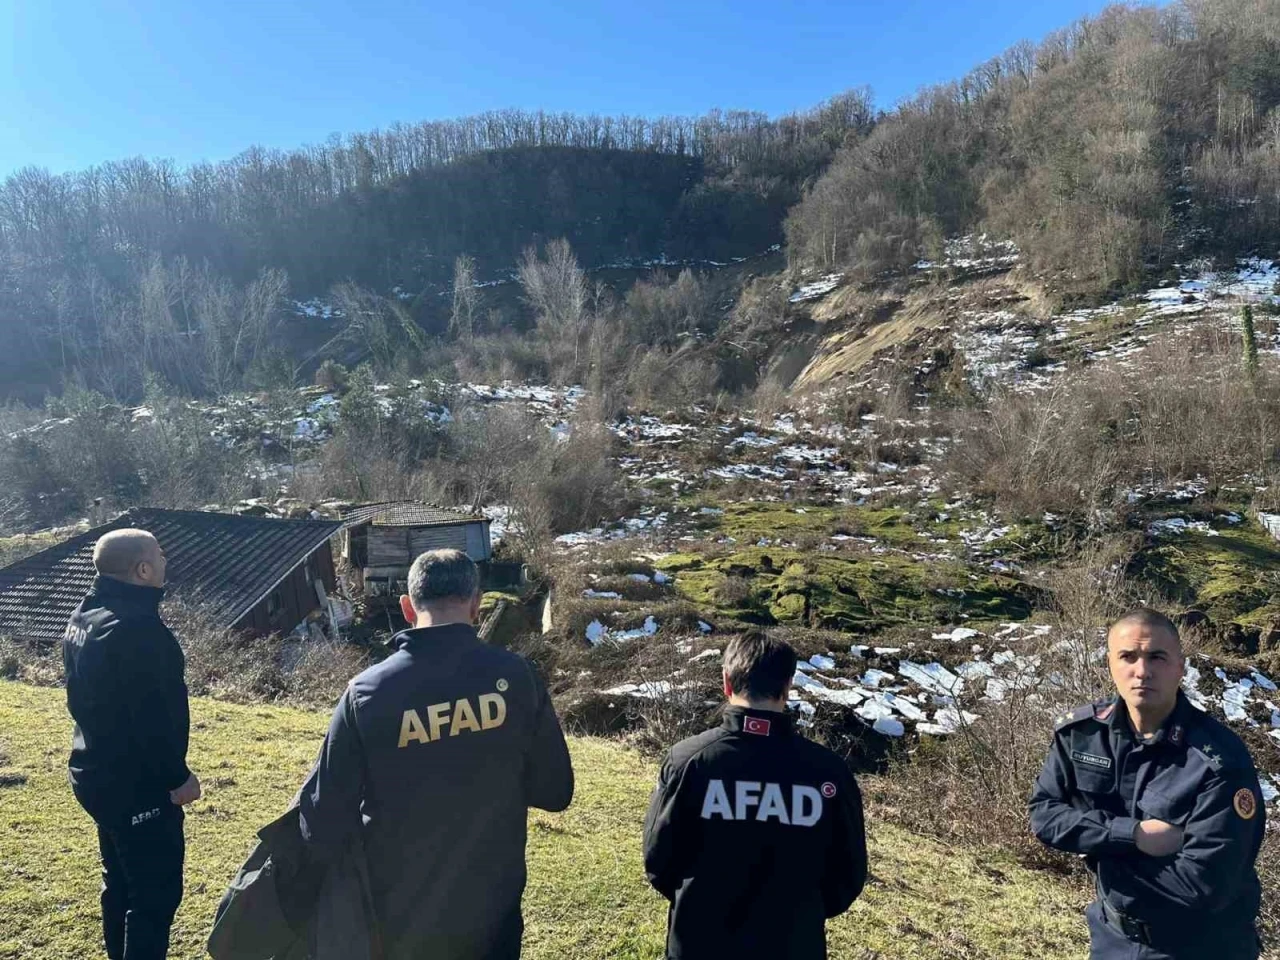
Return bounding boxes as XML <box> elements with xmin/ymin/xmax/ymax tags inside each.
<box><xmin>97</xmin><ymin>808</ymin><xmax>185</xmax><ymax>960</ymax></box>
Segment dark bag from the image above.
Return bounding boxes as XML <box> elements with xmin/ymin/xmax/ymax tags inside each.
<box><xmin>208</xmin><ymin>807</ymin><xmax>381</xmax><ymax>960</ymax></box>
<box><xmin>208</xmin><ymin>808</ymin><xmax>311</xmax><ymax>960</ymax></box>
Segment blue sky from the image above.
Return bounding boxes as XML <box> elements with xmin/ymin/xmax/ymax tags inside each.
<box><xmin>1</xmin><ymin>0</ymin><xmax>1116</xmax><ymax>179</ymax></box>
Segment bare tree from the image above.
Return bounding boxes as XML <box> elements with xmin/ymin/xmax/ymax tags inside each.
<box><xmin>517</xmin><ymin>239</ymin><xmax>590</xmax><ymax>372</ymax></box>
<box><xmin>332</xmin><ymin>281</ymin><xmax>426</xmax><ymax>372</ymax></box>
<box><xmin>450</xmin><ymin>254</ymin><xmax>480</xmax><ymax>340</ymax></box>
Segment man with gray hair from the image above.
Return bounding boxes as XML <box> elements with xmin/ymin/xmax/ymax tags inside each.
<box><xmin>63</xmin><ymin>528</ymin><xmax>201</xmax><ymax>960</ymax></box>
<box><xmin>299</xmin><ymin>548</ymin><xmax>574</xmax><ymax>959</ymax></box>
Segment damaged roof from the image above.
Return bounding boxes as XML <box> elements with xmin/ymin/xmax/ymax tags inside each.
<box><xmin>0</xmin><ymin>508</ymin><xmax>342</xmax><ymax>642</ymax></box>
<box><xmin>341</xmin><ymin>501</ymin><xmax>487</xmax><ymax>528</ymax></box>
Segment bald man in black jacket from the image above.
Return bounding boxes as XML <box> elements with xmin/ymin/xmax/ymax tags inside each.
<box><xmin>63</xmin><ymin>529</ymin><xmax>200</xmax><ymax>960</ymax></box>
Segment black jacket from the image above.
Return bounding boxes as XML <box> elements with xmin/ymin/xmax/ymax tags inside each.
<box><xmin>642</xmin><ymin>706</ymin><xmax>867</xmax><ymax>960</ymax></box>
<box><xmin>1029</xmin><ymin>693</ymin><xmax>1265</xmax><ymax>955</ymax></box>
<box><xmin>63</xmin><ymin>575</ymin><xmax>191</xmax><ymax>827</ymax></box>
<box><xmin>297</xmin><ymin>623</ymin><xmax>574</xmax><ymax>960</ymax></box>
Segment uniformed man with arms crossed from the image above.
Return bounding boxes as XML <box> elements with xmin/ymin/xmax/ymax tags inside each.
<box><xmin>643</xmin><ymin>630</ymin><xmax>867</xmax><ymax>959</ymax></box>
<box><xmin>1030</xmin><ymin>608</ymin><xmax>1266</xmax><ymax>959</ymax></box>
<box><xmin>63</xmin><ymin>529</ymin><xmax>201</xmax><ymax>960</ymax></box>
<box><xmin>298</xmin><ymin>548</ymin><xmax>574</xmax><ymax>959</ymax></box>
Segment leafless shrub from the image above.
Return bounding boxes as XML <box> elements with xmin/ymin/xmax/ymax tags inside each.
<box><xmin>167</xmin><ymin>599</ymin><xmax>370</xmax><ymax>707</ymax></box>
<box><xmin>622</xmin><ymin>269</ymin><xmax>716</xmax><ymax>346</ymax></box>
<box><xmin>1039</xmin><ymin>536</ymin><xmax>1141</xmax><ymax>704</ymax></box>
<box><xmin>751</xmin><ymin>376</ymin><xmax>790</xmax><ymax>427</ymax></box>
<box><xmin>331</xmin><ymin>281</ymin><xmax>427</xmax><ymax>373</ymax></box>
<box><xmin>441</xmin><ymin>403</ymin><xmax>624</xmax><ymax>574</ymax></box>
<box><xmin>714</xmin><ymin>575</ymin><xmax>755</xmax><ymax>606</ymax></box>
<box><xmin>947</xmin><ymin>339</ymin><xmax>1280</xmax><ymax>522</ymax></box>
<box><xmin>946</xmin><ymin>381</ymin><xmax>1123</xmax><ymax>523</ymax></box>
<box><xmin>878</xmin><ymin>641</ymin><xmax>1070</xmax><ymax>864</ymax></box>
<box><xmin>625</xmin><ymin>680</ymin><xmax>718</xmax><ymax>757</ymax></box>
<box><xmin>451</xmin><ymin>331</ymin><xmax>549</xmax><ymax>385</ymax></box>
<box><xmin>625</xmin><ymin>344</ymin><xmax>720</xmax><ymax>410</ymax></box>
<box><xmin>880</xmin><ymin>550</ymin><xmax>1132</xmax><ymax>861</ymax></box>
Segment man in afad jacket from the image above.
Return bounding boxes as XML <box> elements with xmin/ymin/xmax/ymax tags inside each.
<box><xmin>643</xmin><ymin>630</ymin><xmax>867</xmax><ymax>959</ymax></box>
<box><xmin>63</xmin><ymin>528</ymin><xmax>201</xmax><ymax>960</ymax></box>
<box><xmin>1029</xmin><ymin>608</ymin><xmax>1266</xmax><ymax>959</ymax></box>
<box><xmin>298</xmin><ymin>548</ymin><xmax>574</xmax><ymax>960</ymax></box>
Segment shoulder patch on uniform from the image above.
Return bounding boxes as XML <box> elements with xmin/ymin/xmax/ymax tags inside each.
<box><xmin>1054</xmin><ymin>704</ymin><xmax>1097</xmax><ymax>730</ymax></box>
<box><xmin>1234</xmin><ymin>787</ymin><xmax>1258</xmax><ymax>820</ymax></box>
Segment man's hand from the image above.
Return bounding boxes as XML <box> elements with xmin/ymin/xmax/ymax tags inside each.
<box><xmin>1134</xmin><ymin>819</ymin><xmax>1183</xmax><ymax>856</ymax></box>
<box><xmin>170</xmin><ymin>772</ymin><xmax>202</xmax><ymax>806</ymax></box>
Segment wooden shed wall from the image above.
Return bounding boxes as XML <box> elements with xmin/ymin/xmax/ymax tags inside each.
<box><xmin>366</xmin><ymin>521</ymin><xmax>491</xmax><ymax>567</ymax></box>
<box><xmin>236</xmin><ymin>543</ymin><xmax>337</xmax><ymax>636</ymax></box>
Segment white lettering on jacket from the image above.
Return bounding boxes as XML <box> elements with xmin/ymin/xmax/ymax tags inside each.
<box><xmin>699</xmin><ymin>779</ymin><xmax>823</xmax><ymax>826</ymax></box>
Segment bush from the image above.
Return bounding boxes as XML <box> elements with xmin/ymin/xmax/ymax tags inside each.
<box><xmin>946</xmin><ymin>332</ymin><xmax>1280</xmax><ymax>522</ymax></box>
<box><xmin>878</xmin><ymin>550</ymin><xmax>1127</xmax><ymax>860</ymax></box>
<box><xmin>624</xmin><ymin>651</ymin><xmax>719</xmax><ymax>758</ymax></box>
<box><xmin>0</xmin><ymin>385</ymin><xmax>257</xmax><ymax>528</ymax></box>
<box><xmin>167</xmin><ymin>599</ymin><xmax>373</xmax><ymax>707</ymax></box>
<box><xmin>314</xmin><ymin>359</ymin><xmax>349</xmax><ymax>392</ymax></box>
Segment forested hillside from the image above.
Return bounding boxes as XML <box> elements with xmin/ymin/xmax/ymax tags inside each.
<box><xmin>0</xmin><ymin>97</ymin><xmax>871</xmax><ymax>401</ymax></box>
<box><xmin>787</xmin><ymin>0</ymin><xmax>1280</xmax><ymax>292</ymax></box>
<box><xmin>2</xmin><ymin>0</ymin><xmax>1280</xmax><ymax>403</ymax></box>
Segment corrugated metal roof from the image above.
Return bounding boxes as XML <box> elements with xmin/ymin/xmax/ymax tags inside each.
<box><xmin>0</xmin><ymin>508</ymin><xmax>342</xmax><ymax>642</ymax></box>
<box><xmin>341</xmin><ymin>501</ymin><xmax>487</xmax><ymax>528</ymax></box>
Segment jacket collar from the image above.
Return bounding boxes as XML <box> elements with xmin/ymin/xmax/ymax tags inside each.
<box><xmin>722</xmin><ymin>705</ymin><xmax>793</xmax><ymax>738</ymax></box>
<box><xmin>393</xmin><ymin>622</ymin><xmax>479</xmax><ymax>651</ymax></box>
<box><xmin>1108</xmin><ymin>691</ymin><xmax>1193</xmax><ymax>748</ymax></box>
<box><xmin>89</xmin><ymin>574</ymin><xmax>165</xmax><ymax>613</ymax></box>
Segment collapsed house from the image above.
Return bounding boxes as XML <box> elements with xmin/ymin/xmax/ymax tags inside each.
<box><xmin>0</xmin><ymin>507</ymin><xmax>344</xmax><ymax>642</ymax></box>
<box><xmin>339</xmin><ymin>502</ymin><xmax>493</xmax><ymax>595</ymax></box>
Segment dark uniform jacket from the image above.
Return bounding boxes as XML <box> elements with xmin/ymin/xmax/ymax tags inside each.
<box><xmin>642</xmin><ymin>706</ymin><xmax>867</xmax><ymax>960</ymax></box>
<box><xmin>1029</xmin><ymin>692</ymin><xmax>1265</xmax><ymax>956</ymax></box>
<box><xmin>297</xmin><ymin>623</ymin><xmax>574</xmax><ymax>960</ymax></box>
<box><xmin>62</xmin><ymin>575</ymin><xmax>191</xmax><ymax>828</ymax></box>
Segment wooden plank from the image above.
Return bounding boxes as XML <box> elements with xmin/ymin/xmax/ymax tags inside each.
<box><xmin>368</xmin><ymin>527</ymin><xmax>411</xmax><ymax>566</ymax></box>
<box><xmin>408</xmin><ymin>526</ymin><xmax>469</xmax><ymax>554</ymax></box>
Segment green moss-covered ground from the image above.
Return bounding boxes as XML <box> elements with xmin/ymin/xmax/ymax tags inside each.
<box><xmin>0</xmin><ymin>681</ymin><xmax>1089</xmax><ymax>960</ymax></box>
<box><xmin>1138</xmin><ymin>518</ymin><xmax>1280</xmax><ymax>628</ymax></box>
<box><xmin>657</xmin><ymin>546</ymin><xmax>1032</xmax><ymax>631</ymax></box>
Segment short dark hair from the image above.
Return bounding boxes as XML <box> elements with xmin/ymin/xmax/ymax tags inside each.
<box><xmin>407</xmin><ymin>549</ymin><xmax>479</xmax><ymax>609</ymax></box>
<box><xmin>723</xmin><ymin>630</ymin><xmax>798</xmax><ymax>701</ymax></box>
<box><xmin>1109</xmin><ymin>607</ymin><xmax>1181</xmax><ymax>649</ymax></box>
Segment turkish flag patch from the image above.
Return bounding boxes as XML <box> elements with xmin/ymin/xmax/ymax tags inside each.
<box><xmin>743</xmin><ymin>717</ymin><xmax>772</xmax><ymax>736</ymax></box>
<box><xmin>821</xmin><ymin>782</ymin><xmax>837</xmax><ymax>799</ymax></box>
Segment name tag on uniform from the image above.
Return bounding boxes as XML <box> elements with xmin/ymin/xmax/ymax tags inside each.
<box><xmin>1071</xmin><ymin>750</ymin><xmax>1112</xmax><ymax>770</ymax></box>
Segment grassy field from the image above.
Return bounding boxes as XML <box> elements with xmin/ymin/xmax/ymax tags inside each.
<box><xmin>0</xmin><ymin>681</ymin><xmax>1089</xmax><ymax>959</ymax></box>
